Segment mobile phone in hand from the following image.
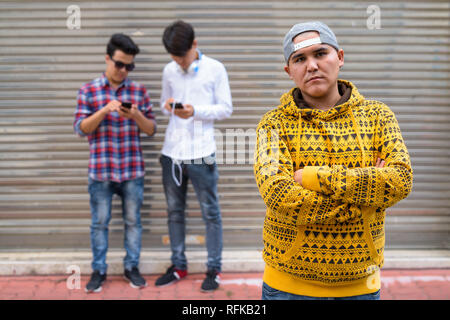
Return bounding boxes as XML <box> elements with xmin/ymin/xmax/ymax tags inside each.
<box><xmin>121</xmin><ymin>102</ymin><xmax>132</xmax><ymax>109</ymax></box>
<box><xmin>171</xmin><ymin>102</ymin><xmax>184</xmax><ymax>109</ymax></box>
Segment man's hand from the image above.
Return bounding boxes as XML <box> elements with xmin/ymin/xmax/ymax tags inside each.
<box><xmin>80</xmin><ymin>100</ymin><xmax>121</xmax><ymax>134</ymax></box>
<box><xmin>164</xmin><ymin>98</ymin><xmax>176</xmax><ymax>113</ymax></box>
<box><xmin>163</xmin><ymin>98</ymin><xmax>194</xmax><ymax>119</ymax></box>
<box><xmin>102</xmin><ymin>100</ymin><xmax>121</xmax><ymax>115</ymax></box>
<box><xmin>375</xmin><ymin>157</ymin><xmax>385</xmax><ymax>168</ymax></box>
<box><xmin>293</xmin><ymin>157</ymin><xmax>386</xmax><ymax>186</ymax></box>
<box><xmin>294</xmin><ymin>169</ymin><xmax>303</xmax><ymax>185</ymax></box>
<box><xmin>174</xmin><ymin>103</ymin><xmax>194</xmax><ymax>119</ymax></box>
<box><xmin>119</xmin><ymin>103</ymin><xmax>156</xmax><ymax>136</ymax></box>
<box><xmin>118</xmin><ymin>103</ymin><xmax>139</xmax><ymax>120</ymax></box>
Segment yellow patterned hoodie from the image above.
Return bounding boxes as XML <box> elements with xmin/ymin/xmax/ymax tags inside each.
<box><xmin>254</xmin><ymin>80</ymin><xmax>413</xmax><ymax>297</ymax></box>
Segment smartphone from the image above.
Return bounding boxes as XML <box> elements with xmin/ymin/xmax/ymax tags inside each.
<box><xmin>121</xmin><ymin>102</ymin><xmax>132</xmax><ymax>109</ymax></box>
<box><xmin>172</xmin><ymin>102</ymin><xmax>184</xmax><ymax>109</ymax></box>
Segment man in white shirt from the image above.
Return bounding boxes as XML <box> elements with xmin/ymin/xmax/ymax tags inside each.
<box><xmin>155</xmin><ymin>20</ymin><xmax>233</xmax><ymax>292</ymax></box>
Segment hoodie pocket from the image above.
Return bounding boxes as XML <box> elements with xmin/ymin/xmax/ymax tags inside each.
<box><xmin>263</xmin><ymin>215</ymin><xmax>307</xmax><ymax>262</ymax></box>
<box><xmin>362</xmin><ymin>207</ymin><xmax>382</xmax><ymax>266</ymax></box>
<box><xmin>278</xmin><ymin>225</ymin><xmax>307</xmax><ymax>262</ymax></box>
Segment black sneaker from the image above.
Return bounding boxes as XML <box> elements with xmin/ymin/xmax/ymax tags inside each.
<box><xmin>155</xmin><ymin>265</ymin><xmax>187</xmax><ymax>287</ymax></box>
<box><xmin>85</xmin><ymin>270</ymin><xmax>106</xmax><ymax>293</ymax></box>
<box><xmin>201</xmin><ymin>269</ymin><xmax>221</xmax><ymax>292</ymax></box>
<box><xmin>124</xmin><ymin>267</ymin><xmax>147</xmax><ymax>289</ymax></box>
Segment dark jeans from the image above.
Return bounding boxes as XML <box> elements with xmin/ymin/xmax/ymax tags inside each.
<box><xmin>160</xmin><ymin>154</ymin><xmax>223</xmax><ymax>272</ymax></box>
<box><xmin>262</xmin><ymin>282</ymin><xmax>381</xmax><ymax>300</ymax></box>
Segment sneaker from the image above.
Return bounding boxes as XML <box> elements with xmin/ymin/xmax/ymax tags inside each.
<box><xmin>201</xmin><ymin>269</ymin><xmax>221</xmax><ymax>292</ymax></box>
<box><xmin>124</xmin><ymin>267</ymin><xmax>148</xmax><ymax>289</ymax></box>
<box><xmin>85</xmin><ymin>270</ymin><xmax>106</xmax><ymax>293</ymax></box>
<box><xmin>155</xmin><ymin>265</ymin><xmax>187</xmax><ymax>287</ymax></box>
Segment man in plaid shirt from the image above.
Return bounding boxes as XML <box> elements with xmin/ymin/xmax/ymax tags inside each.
<box><xmin>74</xmin><ymin>33</ymin><xmax>156</xmax><ymax>293</ymax></box>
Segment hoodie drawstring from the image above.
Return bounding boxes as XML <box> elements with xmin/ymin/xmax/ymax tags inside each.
<box><xmin>348</xmin><ymin>107</ymin><xmax>366</xmax><ymax>167</ymax></box>
<box><xmin>296</xmin><ymin>113</ymin><xmax>302</xmax><ymax>170</ymax></box>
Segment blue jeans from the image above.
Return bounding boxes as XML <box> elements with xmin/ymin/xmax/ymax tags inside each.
<box><xmin>88</xmin><ymin>176</ymin><xmax>144</xmax><ymax>274</ymax></box>
<box><xmin>262</xmin><ymin>282</ymin><xmax>381</xmax><ymax>300</ymax></box>
<box><xmin>160</xmin><ymin>154</ymin><xmax>222</xmax><ymax>272</ymax></box>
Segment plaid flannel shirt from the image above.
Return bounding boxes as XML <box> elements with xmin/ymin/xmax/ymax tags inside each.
<box><xmin>74</xmin><ymin>73</ymin><xmax>154</xmax><ymax>182</ymax></box>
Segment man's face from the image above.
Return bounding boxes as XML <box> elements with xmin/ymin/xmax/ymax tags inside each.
<box><xmin>105</xmin><ymin>50</ymin><xmax>135</xmax><ymax>84</ymax></box>
<box><xmin>171</xmin><ymin>40</ymin><xmax>198</xmax><ymax>71</ymax></box>
<box><xmin>284</xmin><ymin>31</ymin><xmax>344</xmax><ymax>100</ymax></box>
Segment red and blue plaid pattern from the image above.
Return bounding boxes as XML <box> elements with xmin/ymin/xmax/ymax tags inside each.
<box><xmin>74</xmin><ymin>73</ymin><xmax>154</xmax><ymax>182</ymax></box>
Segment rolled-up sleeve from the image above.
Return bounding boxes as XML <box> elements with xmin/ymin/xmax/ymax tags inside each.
<box><xmin>73</xmin><ymin>87</ymin><xmax>92</xmax><ymax>137</ymax></box>
<box><xmin>140</xmin><ymin>87</ymin><xmax>155</xmax><ymax>120</ymax></box>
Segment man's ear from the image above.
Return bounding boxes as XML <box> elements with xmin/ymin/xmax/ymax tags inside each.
<box><xmin>337</xmin><ymin>49</ymin><xmax>344</xmax><ymax>68</ymax></box>
<box><xmin>105</xmin><ymin>54</ymin><xmax>110</xmax><ymax>64</ymax></box>
<box><xmin>284</xmin><ymin>65</ymin><xmax>293</xmax><ymax>80</ymax></box>
<box><xmin>192</xmin><ymin>39</ymin><xmax>198</xmax><ymax>49</ymax></box>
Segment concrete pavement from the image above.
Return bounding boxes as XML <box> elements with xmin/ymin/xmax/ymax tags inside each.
<box><xmin>0</xmin><ymin>249</ymin><xmax>449</xmax><ymax>300</ymax></box>
<box><xmin>0</xmin><ymin>269</ymin><xmax>449</xmax><ymax>300</ymax></box>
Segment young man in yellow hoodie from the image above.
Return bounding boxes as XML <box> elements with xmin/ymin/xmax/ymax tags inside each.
<box><xmin>254</xmin><ymin>21</ymin><xmax>413</xmax><ymax>300</ymax></box>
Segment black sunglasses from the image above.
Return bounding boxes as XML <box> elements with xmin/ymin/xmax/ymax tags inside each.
<box><xmin>110</xmin><ymin>57</ymin><xmax>135</xmax><ymax>71</ymax></box>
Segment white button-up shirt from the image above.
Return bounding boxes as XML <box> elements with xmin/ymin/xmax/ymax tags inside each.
<box><xmin>160</xmin><ymin>53</ymin><xmax>233</xmax><ymax>160</ymax></box>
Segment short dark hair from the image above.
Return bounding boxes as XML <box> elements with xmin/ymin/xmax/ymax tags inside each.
<box><xmin>162</xmin><ymin>20</ymin><xmax>195</xmax><ymax>57</ymax></box>
<box><xmin>106</xmin><ymin>33</ymin><xmax>140</xmax><ymax>57</ymax></box>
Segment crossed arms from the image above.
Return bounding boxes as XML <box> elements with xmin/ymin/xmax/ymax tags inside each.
<box><xmin>253</xmin><ymin>108</ymin><xmax>413</xmax><ymax>227</ymax></box>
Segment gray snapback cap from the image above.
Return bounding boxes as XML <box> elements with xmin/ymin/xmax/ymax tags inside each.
<box><xmin>283</xmin><ymin>21</ymin><xmax>339</xmax><ymax>63</ymax></box>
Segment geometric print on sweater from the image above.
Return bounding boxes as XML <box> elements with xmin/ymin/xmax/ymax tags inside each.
<box><xmin>254</xmin><ymin>80</ymin><xmax>413</xmax><ymax>285</ymax></box>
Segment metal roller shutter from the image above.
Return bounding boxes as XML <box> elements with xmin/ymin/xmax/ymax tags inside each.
<box><xmin>0</xmin><ymin>0</ymin><xmax>448</xmax><ymax>252</ymax></box>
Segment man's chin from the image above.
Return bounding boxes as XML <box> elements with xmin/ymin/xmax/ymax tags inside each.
<box><xmin>302</xmin><ymin>86</ymin><xmax>328</xmax><ymax>98</ymax></box>
<box><xmin>113</xmin><ymin>76</ymin><xmax>126</xmax><ymax>83</ymax></box>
